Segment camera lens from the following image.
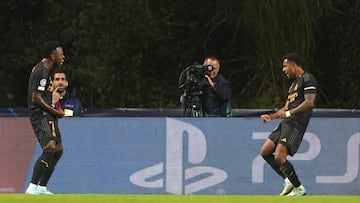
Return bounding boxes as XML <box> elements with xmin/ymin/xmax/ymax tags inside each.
<box><xmin>206</xmin><ymin>65</ymin><xmax>213</xmax><ymax>72</ymax></box>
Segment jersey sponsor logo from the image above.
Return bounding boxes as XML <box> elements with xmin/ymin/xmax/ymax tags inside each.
<box><xmin>129</xmin><ymin>118</ymin><xmax>228</xmax><ymax>194</ymax></box>
<box><xmin>288</xmin><ymin>92</ymin><xmax>298</xmax><ymax>103</ymax></box>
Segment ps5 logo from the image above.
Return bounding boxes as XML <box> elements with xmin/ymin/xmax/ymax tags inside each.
<box><xmin>129</xmin><ymin>118</ymin><xmax>228</xmax><ymax>194</ymax></box>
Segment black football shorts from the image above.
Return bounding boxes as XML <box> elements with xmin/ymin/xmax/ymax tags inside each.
<box><xmin>268</xmin><ymin>119</ymin><xmax>306</xmax><ymax>156</ymax></box>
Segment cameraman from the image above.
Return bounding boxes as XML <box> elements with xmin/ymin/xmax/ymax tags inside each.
<box><xmin>201</xmin><ymin>56</ymin><xmax>232</xmax><ymax>117</ymax></box>
<box><xmin>180</xmin><ymin>56</ymin><xmax>232</xmax><ymax>117</ymax></box>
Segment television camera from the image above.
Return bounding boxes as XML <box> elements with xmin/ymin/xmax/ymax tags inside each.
<box><xmin>178</xmin><ymin>64</ymin><xmax>214</xmax><ymax>117</ymax></box>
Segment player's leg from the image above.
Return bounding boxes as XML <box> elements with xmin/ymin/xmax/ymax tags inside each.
<box><xmin>274</xmin><ymin>143</ymin><xmax>295</xmax><ymax>195</ymax></box>
<box><xmin>260</xmin><ymin>125</ymin><xmax>293</xmax><ymax>196</ymax></box>
<box><xmin>26</xmin><ymin>117</ymin><xmax>57</xmax><ymax>194</ymax></box>
<box><xmin>37</xmin><ymin>120</ymin><xmax>63</xmax><ymax>194</ymax></box>
<box><xmin>25</xmin><ymin>142</ymin><xmax>56</xmax><ymax>194</ymax></box>
<box><xmin>261</xmin><ymin>140</ymin><xmax>294</xmax><ymax>196</ymax></box>
<box><xmin>39</xmin><ymin>142</ymin><xmax>63</xmax><ymax>192</ymax></box>
<box><xmin>277</xmin><ymin>145</ymin><xmax>301</xmax><ymax>187</ymax></box>
<box><xmin>276</xmin><ymin>121</ymin><xmax>306</xmax><ymax>196</ymax></box>
<box><xmin>260</xmin><ymin>139</ymin><xmax>285</xmax><ymax>178</ymax></box>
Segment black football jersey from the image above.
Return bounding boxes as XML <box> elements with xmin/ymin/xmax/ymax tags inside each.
<box><xmin>287</xmin><ymin>72</ymin><xmax>318</xmax><ymax>125</ymax></box>
<box><xmin>27</xmin><ymin>62</ymin><xmax>53</xmax><ymax>119</ymax></box>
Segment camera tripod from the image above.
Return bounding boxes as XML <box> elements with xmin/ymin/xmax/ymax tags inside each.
<box><xmin>182</xmin><ymin>94</ymin><xmax>204</xmax><ymax>117</ymax></box>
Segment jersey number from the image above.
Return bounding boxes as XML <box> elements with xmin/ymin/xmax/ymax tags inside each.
<box><xmin>48</xmin><ymin>121</ymin><xmax>57</xmax><ymax>137</ymax></box>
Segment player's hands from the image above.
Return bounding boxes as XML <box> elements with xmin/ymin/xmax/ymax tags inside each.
<box><xmin>260</xmin><ymin>114</ymin><xmax>271</xmax><ymax>123</ymax></box>
<box><xmin>261</xmin><ymin>110</ymin><xmax>287</xmax><ymax>122</ymax></box>
<box><xmin>278</xmin><ymin>110</ymin><xmax>287</xmax><ymax>119</ymax></box>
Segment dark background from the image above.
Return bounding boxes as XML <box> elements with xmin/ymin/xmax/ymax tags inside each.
<box><xmin>0</xmin><ymin>0</ymin><xmax>359</xmax><ymax>109</ymax></box>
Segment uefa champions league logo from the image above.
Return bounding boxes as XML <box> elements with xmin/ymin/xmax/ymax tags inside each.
<box><xmin>129</xmin><ymin>118</ymin><xmax>228</xmax><ymax>194</ymax></box>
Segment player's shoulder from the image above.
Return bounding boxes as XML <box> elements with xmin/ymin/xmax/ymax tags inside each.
<box><xmin>31</xmin><ymin>62</ymin><xmax>45</xmax><ymax>74</ymax></box>
<box><xmin>302</xmin><ymin>72</ymin><xmax>317</xmax><ymax>82</ymax></box>
<box><xmin>302</xmin><ymin>72</ymin><xmax>318</xmax><ymax>92</ymax></box>
<box><xmin>32</xmin><ymin>62</ymin><xmax>50</xmax><ymax>78</ymax></box>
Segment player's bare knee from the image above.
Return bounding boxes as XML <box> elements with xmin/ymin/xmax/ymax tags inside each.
<box><xmin>260</xmin><ymin>149</ymin><xmax>269</xmax><ymax>157</ymax></box>
<box><xmin>43</xmin><ymin>140</ymin><xmax>56</xmax><ymax>149</ymax></box>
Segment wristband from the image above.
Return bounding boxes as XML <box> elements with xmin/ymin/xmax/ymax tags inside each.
<box><xmin>51</xmin><ymin>104</ymin><xmax>56</xmax><ymax>109</ymax></box>
<box><xmin>285</xmin><ymin>110</ymin><xmax>291</xmax><ymax>118</ymax></box>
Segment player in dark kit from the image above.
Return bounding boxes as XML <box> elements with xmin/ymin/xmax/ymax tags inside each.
<box><xmin>259</xmin><ymin>53</ymin><xmax>318</xmax><ymax>196</ymax></box>
<box><xmin>25</xmin><ymin>41</ymin><xmax>66</xmax><ymax>194</ymax></box>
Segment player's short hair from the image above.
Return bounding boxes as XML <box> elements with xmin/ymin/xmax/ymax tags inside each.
<box><xmin>42</xmin><ymin>41</ymin><xmax>62</xmax><ymax>58</ymax></box>
<box><xmin>282</xmin><ymin>52</ymin><xmax>304</xmax><ymax>67</ymax></box>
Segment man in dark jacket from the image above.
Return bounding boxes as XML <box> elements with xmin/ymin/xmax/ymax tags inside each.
<box><xmin>201</xmin><ymin>56</ymin><xmax>232</xmax><ymax>117</ymax></box>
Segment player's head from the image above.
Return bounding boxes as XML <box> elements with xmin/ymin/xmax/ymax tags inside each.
<box><xmin>42</xmin><ymin>41</ymin><xmax>65</xmax><ymax>66</ymax></box>
<box><xmin>282</xmin><ymin>52</ymin><xmax>304</xmax><ymax>67</ymax></box>
<box><xmin>52</xmin><ymin>68</ymin><xmax>68</xmax><ymax>93</ymax></box>
<box><xmin>282</xmin><ymin>52</ymin><xmax>304</xmax><ymax>79</ymax></box>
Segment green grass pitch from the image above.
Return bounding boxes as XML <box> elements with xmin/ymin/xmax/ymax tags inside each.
<box><xmin>0</xmin><ymin>195</ymin><xmax>359</xmax><ymax>203</ymax></box>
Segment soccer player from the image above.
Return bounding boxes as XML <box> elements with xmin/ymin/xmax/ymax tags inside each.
<box><xmin>259</xmin><ymin>53</ymin><xmax>318</xmax><ymax>196</ymax></box>
<box><xmin>25</xmin><ymin>41</ymin><xmax>65</xmax><ymax>194</ymax></box>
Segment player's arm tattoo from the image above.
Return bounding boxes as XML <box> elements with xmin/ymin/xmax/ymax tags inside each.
<box><xmin>290</xmin><ymin>93</ymin><xmax>316</xmax><ymax>115</ymax></box>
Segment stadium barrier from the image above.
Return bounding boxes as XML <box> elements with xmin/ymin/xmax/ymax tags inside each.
<box><xmin>0</xmin><ymin>110</ymin><xmax>359</xmax><ymax>195</ymax></box>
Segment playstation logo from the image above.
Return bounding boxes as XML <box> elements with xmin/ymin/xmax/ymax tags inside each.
<box><xmin>129</xmin><ymin>118</ymin><xmax>228</xmax><ymax>194</ymax></box>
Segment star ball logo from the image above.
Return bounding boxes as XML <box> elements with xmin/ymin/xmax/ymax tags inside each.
<box><xmin>130</xmin><ymin>118</ymin><xmax>228</xmax><ymax>194</ymax></box>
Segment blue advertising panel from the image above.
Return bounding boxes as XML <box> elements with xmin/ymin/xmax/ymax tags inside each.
<box><xmin>23</xmin><ymin>117</ymin><xmax>360</xmax><ymax>195</ymax></box>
